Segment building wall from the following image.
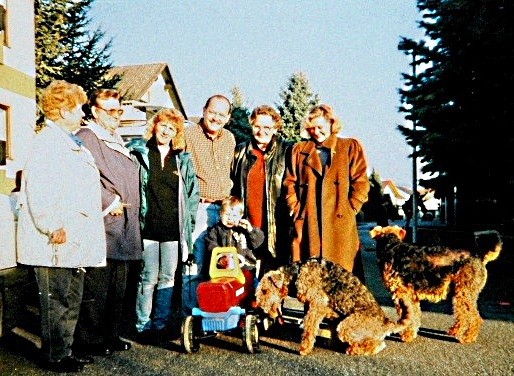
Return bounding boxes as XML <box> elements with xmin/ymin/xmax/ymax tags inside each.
<box><xmin>0</xmin><ymin>0</ymin><xmax>36</xmax><ymax>194</ymax></box>
<box><xmin>148</xmin><ymin>74</ymin><xmax>174</xmax><ymax>108</ymax></box>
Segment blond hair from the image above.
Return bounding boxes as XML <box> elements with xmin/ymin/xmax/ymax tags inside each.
<box><xmin>301</xmin><ymin>104</ymin><xmax>343</xmax><ymax>139</ymax></box>
<box><xmin>220</xmin><ymin>196</ymin><xmax>244</xmax><ymax>215</ymax></box>
<box><xmin>146</xmin><ymin>108</ymin><xmax>185</xmax><ymax>151</ymax></box>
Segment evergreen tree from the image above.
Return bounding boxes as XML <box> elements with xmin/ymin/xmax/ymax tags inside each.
<box><xmin>398</xmin><ymin>0</ymin><xmax>514</xmax><ymax>228</ymax></box>
<box><xmin>276</xmin><ymin>72</ymin><xmax>320</xmax><ymax>142</ymax></box>
<box><xmin>361</xmin><ymin>170</ymin><xmax>389</xmax><ymax>226</ymax></box>
<box><xmin>35</xmin><ymin>0</ymin><xmax>118</xmax><ymax>105</ymax></box>
<box><xmin>226</xmin><ymin>86</ymin><xmax>252</xmax><ymax>144</ymax></box>
<box><xmin>35</xmin><ymin>0</ymin><xmax>67</xmax><ymax>91</ymax></box>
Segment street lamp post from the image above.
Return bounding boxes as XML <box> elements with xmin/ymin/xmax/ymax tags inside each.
<box><xmin>411</xmin><ymin>50</ymin><xmax>418</xmax><ymax>243</ymax></box>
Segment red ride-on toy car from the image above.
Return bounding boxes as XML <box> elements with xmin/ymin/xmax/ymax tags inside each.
<box><xmin>180</xmin><ymin>247</ymin><xmax>260</xmax><ymax>354</ymax></box>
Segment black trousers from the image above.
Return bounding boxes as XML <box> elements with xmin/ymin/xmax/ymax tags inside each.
<box><xmin>74</xmin><ymin>259</ymin><xmax>129</xmax><ymax>346</ymax></box>
<box><xmin>34</xmin><ymin>267</ymin><xmax>84</xmax><ymax>362</ymax></box>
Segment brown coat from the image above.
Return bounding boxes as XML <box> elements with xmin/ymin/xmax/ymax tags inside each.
<box><xmin>284</xmin><ymin>135</ymin><xmax>369</xmax><ymax>273</ymax></box>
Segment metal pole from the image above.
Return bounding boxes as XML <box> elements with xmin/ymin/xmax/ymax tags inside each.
<box><xmin>411</xmin><ymin>50</ymin><xmax>418</xmax><ymax>243</ymax></box>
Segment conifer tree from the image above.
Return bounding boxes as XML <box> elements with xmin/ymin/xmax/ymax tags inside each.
<box><xmin>398</xmin><ymin>0</ymin><xmax>514</xmax><ymax>227</ymax></box>
<box><xmin>276</xmin><ymin>72</ymin><xmax>320</xmax><ymax>142</ymax></box>
<box><xmin>226</xmin><ymin>86</ymin><xmax>252</xmax><ymax>144</ymax></box>
<box><xmin>35</xmin><ymin>0</ymin><xmax>118</xmax><ymax>103</ymax></box>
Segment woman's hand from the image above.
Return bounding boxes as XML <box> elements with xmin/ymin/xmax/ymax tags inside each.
<box><xmin>110</xmin><ymin>202</ymin><xmax>128</xmax><ymax>216</ymax></box>
<box><xmin>49</xmin><ymin>228</ymin><xmax>66</xmax><ymax>244</ymax></box>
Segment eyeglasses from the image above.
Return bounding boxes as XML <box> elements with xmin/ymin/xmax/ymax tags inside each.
<box><xmin>252</xmin><ymin>125</ymin><xmax>275</xmax><ymax>134</ymax></box>
<box><xmin>96</xmin><ymin>106</ymin><xmax>124</xmax><ymax>117</ymax></box>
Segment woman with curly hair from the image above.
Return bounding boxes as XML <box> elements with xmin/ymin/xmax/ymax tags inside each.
<box><xmin>127</xmin><ymin>108</ymin><xmax>199</xmax><ymax>341</ymax></box>
<box><xmin>283</xmin><ymin>104</ymin><xmax>370</xmax><ymax>282</ymax></box>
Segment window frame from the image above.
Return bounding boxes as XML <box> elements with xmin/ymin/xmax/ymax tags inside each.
<box><xmin>0</xmin><ymin>104</ymin><xmax>12</xmax><ymax>166</ymax></box>
<box><xmin>0</xmin><ymin>0</ymin><xmax>9</xmax><ymax>47</ymax></box>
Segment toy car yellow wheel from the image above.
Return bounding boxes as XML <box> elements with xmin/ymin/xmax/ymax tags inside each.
<box><xmin>181</xmin><ymin>315</ymin><xmax>200</xmax><ymax>353</ymax></box>
<box><xmin>243</xmin><ymin>314</ymin><xmax>260</xmax><ymax>353</ymax></box>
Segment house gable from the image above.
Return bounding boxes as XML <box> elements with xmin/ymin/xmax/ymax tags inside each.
<box><xmin>106</xmin><ymin>62</ymin><xmax>187</xmax><ymax>119</ymax></box>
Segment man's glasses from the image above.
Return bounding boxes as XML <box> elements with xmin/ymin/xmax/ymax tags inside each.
<box><xmin>96</xmin><ymin>106</ymin><xmax>124</xmax><ymax>117</ymax></box>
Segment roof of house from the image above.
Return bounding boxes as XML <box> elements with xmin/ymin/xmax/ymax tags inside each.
<box><xmin>106</xmin><ymin>62</ymin><xmax>187</xmax><ymax>118</ymax></box>
<box><xmin>382</xmin><ymin>180</ymin><xmax>409</xmax><ymax>200</ymax></box>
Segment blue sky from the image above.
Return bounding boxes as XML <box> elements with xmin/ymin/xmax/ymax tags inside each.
<box><xmin>90</xmin><ymin>0</ymin><xmax>424</xmax><ymax>187</ymax></box>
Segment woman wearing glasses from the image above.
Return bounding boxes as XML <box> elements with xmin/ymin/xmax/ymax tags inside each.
<box><xmin>74</xmin><ymin>89</ymin><xmax>142</xmax><ymax>357</ymax></box>
<box><xmin>231</xmin><ymin>105</ymin><xmax>292</xmax><ymax>276</ymax></box>
<box><xmin>127</xmin><ymin>108</ymin><xmax>199</xmax><ymax>342</ymax></box>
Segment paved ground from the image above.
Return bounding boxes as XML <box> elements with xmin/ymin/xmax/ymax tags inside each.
<box><xmin>0</xmin><ymin>221</ymin><xmax>512</xmax><ymax>375</ymax></box>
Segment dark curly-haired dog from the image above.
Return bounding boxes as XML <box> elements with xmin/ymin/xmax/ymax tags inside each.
<box><xmin>370</xmin><ymin>225</ymin><xmax>502</xmax><ymax>344</ymax></box>
<box><xmin>255</xmin><ymin>258</ymin><xmax>407</xmax><ymax>355</ymax></box>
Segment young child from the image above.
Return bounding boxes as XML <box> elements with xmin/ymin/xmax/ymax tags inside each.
<box><xmin>205</xmin><ymin>196</ymin><xmax>265</xmax><ymax>273</ymax></box>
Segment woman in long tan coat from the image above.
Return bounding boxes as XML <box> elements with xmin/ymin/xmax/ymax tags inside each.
<box><xmin>283</xmin><ymin>104</ymin><xmax>369</xmax><ymax>281</ymax></box>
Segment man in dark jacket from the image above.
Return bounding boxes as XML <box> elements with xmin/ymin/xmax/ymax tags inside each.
<box><xmin>231</xmin><ymin>105</ymin><xmax>292</xmax><ymax>275</ymax></box>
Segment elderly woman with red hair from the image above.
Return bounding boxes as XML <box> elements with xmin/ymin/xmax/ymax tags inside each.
<box><xmin>127</xmin><ymin>108</ymin><xmax>199</xmax><ymax>341</ymax></box>
<box><xmin>283</xmin><ymin>104</ymin><xmax>370</xmax><ymax>282</ymax></box>
<box><xmin>17</xmin><ymin>80</ymin><xmax>106</xmax><ymax>372</ymax></box>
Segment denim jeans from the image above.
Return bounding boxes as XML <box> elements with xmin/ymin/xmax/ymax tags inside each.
<box><xmin>136</xmin><ymin>240</ymin><xmax>179</xmax><ymax>332</ymax></box>
<box><xmin>34</xmin><ymin>266</ymin><xmax>84</xmax><ymax>362</ymax></box>
<box><xmin>182</xmin><ymin>202</ymin><xmax>221</xmax><ymax>315</ymax></box>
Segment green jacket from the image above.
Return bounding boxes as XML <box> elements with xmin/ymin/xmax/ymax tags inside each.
<box><xmin>127</xmin><ymin>138</ymin><xmax>199</xmax><ymax>256</ymax></box>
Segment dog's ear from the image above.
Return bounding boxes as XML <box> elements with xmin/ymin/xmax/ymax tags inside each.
<box><xmin>370</xmin><ymin>226</ymin><xmax>383</xmax><ymax>238</ymax></box>
<box><xmin>270</xmin><ymin>272</ymin><xmax>285</xmax><ymax>289</ymax></box>
<box><xmin>398</xmin><ymin>227</ymin><xmax>407</xmax><ymax>240</ymax></box>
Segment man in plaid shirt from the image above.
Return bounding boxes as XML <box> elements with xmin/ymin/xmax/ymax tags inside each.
<box><xmin>182</xmin><ymin>94</ymin><xmax>235</xmax><ymax>314</ymax></box>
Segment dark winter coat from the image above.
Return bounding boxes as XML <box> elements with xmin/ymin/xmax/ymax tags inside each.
<box><xmin>231</xmin><ymin>137</ymin><xmax>292</xmax><ymax>260</ymax></box>
<box><xmin>77</xmin><ymin>122</ymin><xmax>142</xmax><ymax>260</ymax></box>
<box><xmin>127</xmin><ymin>137</ymin><xmax>199</xmax><ymax>257</ymax></box>
<box><xmin>205</xmin><ymin>222</ymin><xmax>265</xmax><ymax>267</ymax></box>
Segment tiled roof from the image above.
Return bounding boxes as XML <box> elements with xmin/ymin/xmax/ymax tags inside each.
<box><xmin>106</xmin><ymin>63</ymin><xmax>168</xmax><ymax>101</ymax></box>
<box><xmin>382</xmin><ymin>180</ymin><xmax>408</xmax><ymax>200</ymax></box>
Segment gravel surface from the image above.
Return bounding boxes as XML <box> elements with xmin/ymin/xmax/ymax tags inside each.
<box><xmin>1</xmin><ymin>222</ymin><xmax>512</xmax><ymax>376</ymax></box>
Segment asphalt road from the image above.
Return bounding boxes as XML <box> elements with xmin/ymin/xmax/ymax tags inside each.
<box><xmin>1</xmin><ymin>222</ymin><xmax>512</xmax><ymax>376</ymax></box>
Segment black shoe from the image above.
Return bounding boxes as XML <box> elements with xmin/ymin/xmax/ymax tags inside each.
<box><xmin>43</xmin><ymin>356</ymin><xmax>84</xmax><ymax>373</ymax></box>
<box><xmin>153</xmin><ymin>327</ymin><xmax>172</xmax><ymax>344</ymax></box>
<box><xmin>71</xmin><ymin>353</ymin><xmax>94</xmax><ymax>364</ymax></box>
<box><xmin>96</xmin><ymin>344</ymin><xmax>113</xmax><ymax>356</ymax></box>
<box><xmin>136</xmin><ymin>330</ymin><xmax>156</xmax><ymax>345</ymax></box>
<box><xmin>160</xmin><ymin>326</ymin><xmax>180</xmax><ymax>341</ymax></box>
<box><xmin>109</xmin><ymin>338</ymin><xmax>132</xmax><ymax>352</ymax></box>
<box><xmin>74</xmin><ymin>343</ymin><xmax>112</xmax><ymax>357</ymax></box>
